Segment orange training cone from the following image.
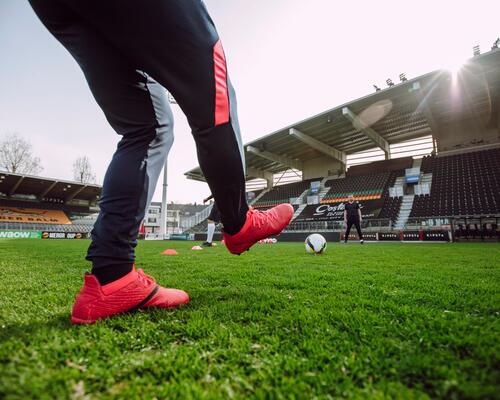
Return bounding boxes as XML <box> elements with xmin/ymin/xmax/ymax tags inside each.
<box><xmin>162</xmin><ymin>249</ymin><xmax>178</xmax><ymax>255</ymax></box>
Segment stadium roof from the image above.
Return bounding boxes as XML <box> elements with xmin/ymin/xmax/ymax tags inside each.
<box><xmin>186</xmin><ymin>48</ymin><xmax>500</xmax><ymax>182</ymax></box>
<box><xmin>0</xmin><ymin>171</ymin><xmax>101</xmax><ymax>203</ymax></box>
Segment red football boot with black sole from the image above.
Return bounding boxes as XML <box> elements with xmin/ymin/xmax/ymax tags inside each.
<box><xmin>223</xmin><ymin>203</ymin><xmax>294</xmax><ymax>255</ymax></box>
<box><xmin>71</xmin><ymin>266</ymin><xmax>189</xmax><ymax>324</ymax></box>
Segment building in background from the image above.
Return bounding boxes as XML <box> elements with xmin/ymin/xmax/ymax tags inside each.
<box><xmin>143</xmin><ymin>202</ymin><xmax>207</xmax><ymax>234</ymax></box>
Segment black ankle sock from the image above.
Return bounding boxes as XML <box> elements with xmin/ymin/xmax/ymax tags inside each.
<box><xmin>91</xmin><ymin>263</ymin><xmax>133</xmax><ymax>285</ymax></box>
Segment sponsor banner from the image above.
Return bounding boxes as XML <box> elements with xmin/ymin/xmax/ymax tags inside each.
<box><xmin>341</xmin><ymin>232</ymin><xmax>377</xmax><ymax>241</ymax></box>
<box><xmin>145</xmin><ymin>233</ymin><xmax>165</xmax><ymax>240</ymax></box>
<box><xmin>296</xmin><ymin>200</ymin><xmax>384</xmax><ymax>222</ymax></box>
<box><xmin>0</xmin><ymin>206</ymin><xmax>71</xmax><ymax>225</ymax></box>
<box><xmin>379</xmin><ymin>232</ymin><xmax>399</xmax><ymax>241</ymax></box>
<box><xmin>42</xmin><ymin>232</ymin><xmax>85</xmax><ymax>239</ymax></box>
<box><xmin>362</xmin><ymin>232</ymin><xmax>377</xmax><ymax>241</ymax></box>
<box><xmin>0</xmin><ymin>230</ymin><xmax>42</xmax><ymax>239</ymax></box>
<box><xmin>168</xmin><ymin>233</ymin><xmax>194</xmax><ymax>241</ymax></box>
<box><xmin>341</xmin><ymin>233</ymin><xmax>360</xmax><ymax>241</ymax></box>
<box><xmin>402</xmin><ymin>231</ymin><xmax>420</xmax><ymax>241</ymax></box>
<box><xmin>423</xmin><ymin>231</ymin><xmax>449</xmax><ymax>241</ymax></box>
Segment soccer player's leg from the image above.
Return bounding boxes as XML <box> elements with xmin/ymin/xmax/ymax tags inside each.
<box><xmin>354</xmin><ymin>220</ymin><xmax>364</xmax><ymax>244</ymax></box>
<box><xmin>29</xmin><ymin>0</ymin><xmax>189</xmax><ymax>324</ymax></box>
<box><xmin>57</xmin><ymin>0</ymin><xmax>294</xmax><ymax>254</ymax></box>
<box><xmin>203</xmin><ymin>219</ymin><xmax>216</xmax><ymax>247</ymax></box>
<box><xmin>344</xmin><ymin>220</ymin><xmax>353</xmax><ymax>243</ymax></box>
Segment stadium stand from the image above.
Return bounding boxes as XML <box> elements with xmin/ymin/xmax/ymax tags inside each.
<box><xmin>0</xmin><ymin>172</ymin><xmax>101</xmax><ymax>234</ymax></box>
<box><xmin>411</xmin><ymin>148</ymin><xmax>500</xmax><ymax>217</ymax></box>
<box><xmin>246</xmin><ymin>188</ymin><xmax>264</xmax><ymax>204</ymax></box>
<box><xmin>184</xmin><ymin>48</ymin><xmax>500</xmax><ymax>241</ymax></box>
<box><xmin>185</xmin><ymin>146</ymin><xmax>499</xmax><ymax>239</ymax></box>
<box><xmin>0</xmin><ymin>206</ymin><xmax>71</xmax><ymax>225</ymax></box>
<box><xmin>346</xmin><ymin>157</ymin><xmax>413</xmax><ymax>176</ymax></box>
<box><xmin>321</xmin><ymin>172</ymin><xmax>391</xmax><ymax>203</ymax></box>
<box><xmin>379</xmin><ymin>196</ymin><xmax>403</xmax><ymax>223</ymax></box>
<box><xmin>253</xmin><ymin>179</ymin><xmax>315</xmax><ymax>208</ymax></box>
<box><xmin>321</xmin><ymin>158</ymin><xmax>411</xmax><ymax>204</ymax></box>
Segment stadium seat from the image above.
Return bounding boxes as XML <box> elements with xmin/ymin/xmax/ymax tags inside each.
<box><xmin>253</xmin><ymin>180</ymin><xmax>316</xmax><ymax>208</ymax></box>
<box><xmin>411</xmin><ymin>148</ymin><xmax>500</xmax><ymax>218</ymax></box>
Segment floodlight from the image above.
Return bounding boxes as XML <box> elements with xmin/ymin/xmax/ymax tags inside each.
<box><xmin>373</xmin><ymin>85</ymin><xmax>381</xmax><ymax>92</ymax></box>
<box><xmin>386</xmin><ymin>79</ymin><xmax>394</xmax><ymax>87</ymax></box>
<box><xmin>473</xmin><ymin>45</ymin><xmax>480</xmax><ymax>56</ymax></box>
<box><xmin>492</xmin><ymin>38</ymin><xmax>500</xmax><ymax>50</ymax></box>
<box><xmin>399</xmin><ymin>73</ymin><xmax>407</xmax><ymax>82</ymax></box>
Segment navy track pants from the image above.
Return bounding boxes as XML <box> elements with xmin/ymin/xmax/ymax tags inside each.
<box><xmin>29</xmin><ymin>0</ymin><xmax>249</xmax><ymax>270</ymax></box>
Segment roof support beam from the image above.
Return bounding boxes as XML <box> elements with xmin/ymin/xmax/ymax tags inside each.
<box><xmin>246</xmin><ymin>145</ymin><xmax>303</xmax><ymax>170</ymax></box>
<box><xmin>9</xmin><ymin>175</ymin><xmax>24</xmax><ymax>196</ymax></box>
<box><xmin>289</xmin><ymin>128</ymin><xmax>346</xmax><ymax>164</ymax></box>
<box><xmin>342</xmin><ymin>107</ymin><xmax>391</xmax><ymax>159</ymax></box>
<box><xmin>40</xmin><ymin>180</ymin><xmax>58</xmax><ymax>199</ymax></box>
<box><xmin>66</xmin><ymin>185</ymin><xmax>87</xmax><ymax>202</ymax></box>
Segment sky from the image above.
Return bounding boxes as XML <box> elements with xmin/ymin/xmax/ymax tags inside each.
<box><xmin>0</xmin><ymin>0</ymin><xmax>499</xmax><ymax>203</ymax></box>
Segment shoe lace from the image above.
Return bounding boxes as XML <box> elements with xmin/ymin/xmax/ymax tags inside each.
<box><xmin>249</xmin><ymin>208</ymin><xmax>267</xmax><ymax>230</ymax></box>
<box><xmin>137</xmin><ymin>269</ymin><xmax>156</xmax><ymax>286</ymax></box>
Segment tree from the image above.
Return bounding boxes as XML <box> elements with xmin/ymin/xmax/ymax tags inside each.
<box><xmin>0</xmin><ymin>133</ymin><xmax>43</xmax><ymax>175</ymax></box>
<box><xmin>73</xmin><ymin>156</ymin><xmax>96</xmax><ymax>184</ymax></box>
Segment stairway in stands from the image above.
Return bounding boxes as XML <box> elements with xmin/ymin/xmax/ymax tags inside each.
<box><xmin>289</xmin><ymin>186</ymin><xmax>313</xmax><ymax>220</ymax></box>
<box><xmin>249</xmin><ymin>188</ymin><xmax>270</xmax><ymax>205</ymax></box>
<box><xmin>291</xmin><ymin>181</ymin><xmax>331</xmax><ymax>220</ymax></box>
<box><xmin>412</xmin><ymin>157</ymin><xmax>423</xmax><ymax>169</ymax></box>
<box><xmin>394</xmin><ymin>195</ymin><xmax>415</xmax><ymax>229</ymax></box>
<box><xmin>317</xmin><ymin>186</ymin><xmax>331</xmax><ymax>202</ymax></box>
<box><xmin>182</xmin><ymin>204</ymin><xmax>213</xmax><ymax>231</ymax></box>
<box><xmin>420</xmin><ymin>173</ymin><xmax>433</xmax><ymax>190</ymax></box>
<box><xmin>320</xmin><ymin>173</ymin><xmax>344</xmax><ymax>187</ymax></box>
<box><xmin>291</xmin><ymin>204</ymin><xmax>307</xmax><ymax>220</ymax></box>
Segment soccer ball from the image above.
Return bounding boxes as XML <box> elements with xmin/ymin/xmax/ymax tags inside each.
<box><xmin>305</xmin><ymin>233</ymin><xmax>327</xmax><ymax>254</ymax></box>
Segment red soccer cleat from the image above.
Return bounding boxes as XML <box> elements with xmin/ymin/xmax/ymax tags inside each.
<box><xmin>71</xmin><ymin>266</ymin><xmax>189</xmax><ymax>324</ymax></box>
<box><xmin>223</xmin><ymin>204</ymin><xmax>294</xmax><ymax>255</ymax></box>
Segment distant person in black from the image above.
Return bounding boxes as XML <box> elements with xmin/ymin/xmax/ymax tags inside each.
<box><xmin>343</xmin><ymin>194</ymin><xmax>364</xmax><ymax>244</ymax></box>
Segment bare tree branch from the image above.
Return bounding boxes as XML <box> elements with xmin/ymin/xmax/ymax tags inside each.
<box><xmin>0</xmin><ymin>133</ymin><xmax>43</xmax><ymax>175</ymax></box>
<box><xmin>72</xmin><ymin>156</ymin><xmax>96</xmax><ymax>184</ymax></box>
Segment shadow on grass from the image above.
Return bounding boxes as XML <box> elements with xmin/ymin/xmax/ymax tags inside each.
<box><xmin>0</xmin><ymin>313</ymin><xmax>72</xmax><ymax>344</ymax></box>
<box><xmin>0</xmin><ymin>305</ymin><xmax>195</xmax><ymax>344</ymax></box>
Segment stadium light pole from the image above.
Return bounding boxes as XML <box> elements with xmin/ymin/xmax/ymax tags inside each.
<box><xmin>159</xmin><ymin>160</ymin><xmax>168</xmax><ymax>239</ymax></box>
<box><xmin>159</xmin><ymin>91</ymin><xmax>178</xmax><ymax>239</ymax></box>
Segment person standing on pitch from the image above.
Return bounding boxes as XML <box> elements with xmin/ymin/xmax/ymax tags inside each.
<box><xmin>28</xmin><ymin>0</ymin><xmax>294</xmax><ymax>324</ymax></box>
<box><xmin>343</xmin><ymin>194</ymin><xmax>364</xmax><ymax>244</ymax></box>
<box><xmin>202</xmin><ymin>194</ymin><xmax>220</xmax><ymax>247</ymax></box>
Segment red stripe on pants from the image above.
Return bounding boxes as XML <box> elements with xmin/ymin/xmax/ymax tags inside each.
<box><xmin>213</xmin><ymin>40</ymin><xmax>229</xmax><ymax>126</ymax></box>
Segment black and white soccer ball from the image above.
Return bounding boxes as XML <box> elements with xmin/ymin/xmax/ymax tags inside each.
<box><xmin>305</xmin><ymin>233</ymin><xmax>327</xmax><ymax>254</ymax></box>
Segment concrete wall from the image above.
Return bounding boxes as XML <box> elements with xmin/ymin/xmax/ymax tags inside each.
<box><xmin>301</xmin><ymin>156</ymin><xmax>344</xmax><ymax>180</ymax></box>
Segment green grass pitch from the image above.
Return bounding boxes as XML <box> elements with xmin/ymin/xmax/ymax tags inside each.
<box><xmin>0</xmin><ymin>239</ymin><xmax>499</xmax><ymax>399</ymax></box>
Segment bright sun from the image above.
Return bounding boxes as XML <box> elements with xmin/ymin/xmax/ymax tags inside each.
<box><xmin>442</xmin><ymin>53</ymin><xmax>467</xmax><ymax>81</ymax></box>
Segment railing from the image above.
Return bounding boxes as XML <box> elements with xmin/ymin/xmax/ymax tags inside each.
<box><xmin>405</xmin><ymin>217</ymin><xmax>452</xmax><ymax>229</ymax></box>
<box><xmin>406</xmin><ymin>215</ymin><xmax>500</xmax><ymax>229</ymax></box>
<box><xmin>180</xmin><ymin>204</ymin><xmax>212</xmax><ymax>229</ymax></box>
<box><xmin>285</xmin><ymin>218</ymin><xmax>393</xmax><ymax>232</ymax></box>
